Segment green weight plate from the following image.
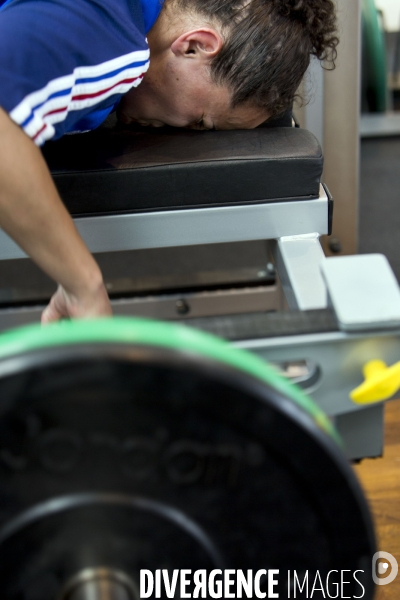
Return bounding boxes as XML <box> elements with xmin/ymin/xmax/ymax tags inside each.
<box><xmin>0</xmin><ymin>317</ymin><xmax>338</xmax><ymax>443</ymax></box>
<box><xmin>0</xmin><ymin>317</ymin><xmax>375</xmax><ymax>599</ymax></box>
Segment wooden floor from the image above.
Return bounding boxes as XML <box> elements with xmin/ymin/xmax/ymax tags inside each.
<box><xmin>354</xmin><ymin>399</ymin><xmax>400</xmax><ymax>599</ymax></box>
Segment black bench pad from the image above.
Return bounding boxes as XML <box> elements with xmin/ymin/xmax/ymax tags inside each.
<box><xmin>42</xmin><ymin>126</ymin><xmax>323</xmax><ymax>217</ymax></box>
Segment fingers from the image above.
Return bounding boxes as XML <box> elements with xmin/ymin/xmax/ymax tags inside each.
<box><xmin>41</xmin><ymin>289</ymin><xmax>67</xmax><ymax>324</ymax></box>
<box><xmin>41</xmin><ymin>304</ymin><xmax>61</xmax><ymax>324</ymax></box>
<box><xmin>41</xmin><ymin>283</ymin><xmax>113</xmax><ymax>325</ymax></box>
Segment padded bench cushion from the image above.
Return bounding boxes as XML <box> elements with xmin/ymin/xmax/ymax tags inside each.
<box><xmin>42</xmin><ymin>125</ymin><xmax>323</xmax><ymax>217</ymax></box>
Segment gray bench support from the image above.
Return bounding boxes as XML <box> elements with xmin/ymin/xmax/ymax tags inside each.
<box><xmin>0</xmin><ymin>186</ymin><xmax>329</xmax><ymax>259</ymax></box>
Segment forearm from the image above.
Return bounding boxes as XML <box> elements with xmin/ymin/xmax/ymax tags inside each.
<box><xmin>0</xmin><ymin>107</ymin><xmax>103</xmax><ymax>296</ymax></box>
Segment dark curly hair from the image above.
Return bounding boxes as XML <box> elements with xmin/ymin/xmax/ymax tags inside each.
<box><xmin>174</xmin><ymin>0</ymin><xmax>339</xmax><ymax>116</ymax></box>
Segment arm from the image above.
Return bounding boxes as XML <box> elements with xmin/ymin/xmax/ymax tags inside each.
<box><xmin>0</xmin><ymin>107</ymin><xmax>112</xmax><ymax>323</ymax></box>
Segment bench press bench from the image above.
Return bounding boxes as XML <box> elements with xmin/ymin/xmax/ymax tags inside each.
<box><xmin>0</xmin><ymin>117</ymin><xmax>399</xmax><ymax>460</ymax></box>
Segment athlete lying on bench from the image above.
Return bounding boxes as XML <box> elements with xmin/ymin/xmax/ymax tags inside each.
<box><xmin>0</xmin><ymin>0</ymin><xmax>337</xmax><ymax>322</ymax></box>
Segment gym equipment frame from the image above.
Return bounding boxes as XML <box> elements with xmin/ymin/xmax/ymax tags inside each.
<box><xmin>0</xmin><ymin>123</ymin><xmax>399</xmax><ymax>461</ymax></box>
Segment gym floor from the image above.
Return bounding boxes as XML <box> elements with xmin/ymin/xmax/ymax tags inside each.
<box><xmin>355</xmin><ymin>399</ymin><xmax>400</xmax><ymax>599</ymax></box>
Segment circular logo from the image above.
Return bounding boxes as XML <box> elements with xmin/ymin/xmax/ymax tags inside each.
<box><xmin>372</xmin><ymin>552</ymin><xmax>399</xmax><ymax>586</ymax></box>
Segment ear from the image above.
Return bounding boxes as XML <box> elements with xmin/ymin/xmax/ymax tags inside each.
<box><xmin>170</xmin><ymin>28</ymin><xmax>223</xmax><ymax>61</ymax></box>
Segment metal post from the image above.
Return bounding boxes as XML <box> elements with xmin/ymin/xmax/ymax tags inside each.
<box><xmin>323</xmin><ymin>0</ymin><xmax>362</xmax><ymax>256</ymax></box>
<box><xmin>295</xmin><ymin>0</ymin><xmax>362</xmax><ymax>256</ymax></box>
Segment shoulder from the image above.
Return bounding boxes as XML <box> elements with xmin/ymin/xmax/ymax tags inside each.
<box><xmin>0</xmin><ymin>0</ymin><xmax>149</xmax><ymax>61</ymax></box>
<box><xmin>0</xmin><ymin>0</ymin><xmax>150</xmax><ymax>143</ymax></box>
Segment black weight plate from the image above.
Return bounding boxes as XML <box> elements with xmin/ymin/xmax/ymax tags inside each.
<box><xmin>0</xmin><ymin>320</ymin><xmax>375</xmax><ymax>599</ymax></box>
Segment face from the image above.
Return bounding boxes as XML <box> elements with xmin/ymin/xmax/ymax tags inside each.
<box><xmin>117</xmin><ymin>58</ymin><xmax>269</xmax><ymax>131</ymax></box>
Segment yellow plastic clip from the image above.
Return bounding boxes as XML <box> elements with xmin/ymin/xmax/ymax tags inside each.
<box><xmin>350</xmin><ymin>359</ymin><xmax>400</xmax><ymax>404</ymax></box>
